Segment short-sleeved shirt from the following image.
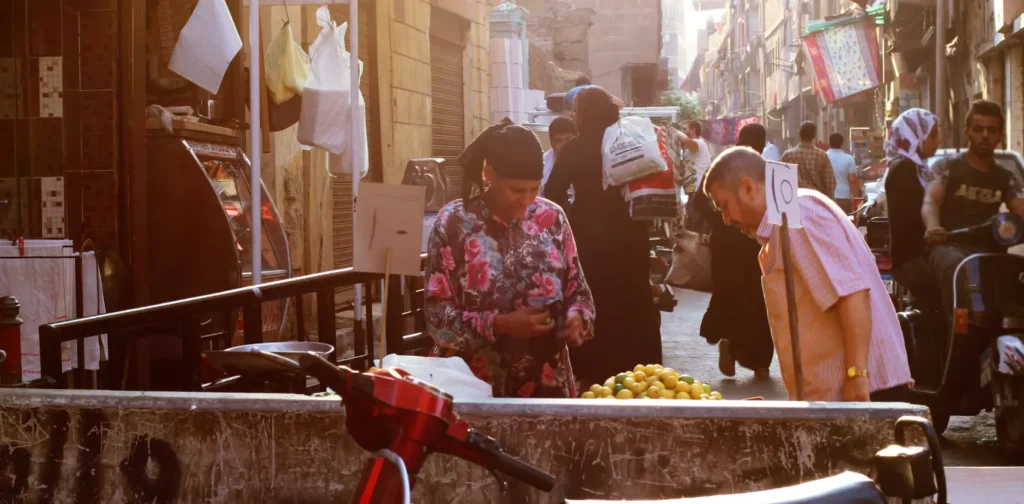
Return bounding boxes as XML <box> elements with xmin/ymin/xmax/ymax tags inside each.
<box><xmin>826</xmin><ymin>149</ymin><xmax>857</xmax><ymax>199</ymax></box>
<box><xmin>756</xmin><ymin>191</ymin><xmax>913</xmax><ymax>401</ymax></box>
<box><xmin>934</xmin><ymin>154</ymin><xmax>1024</xmax><ymax>247</ymax></box>
<box><xmin>782</xmin><ymin>144</ymin><xmax>837</xmax><ymax>199</ymax></box>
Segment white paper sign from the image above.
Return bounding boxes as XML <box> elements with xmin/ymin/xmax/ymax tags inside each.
<box><xmin>168</xmin><ymin>0</ymin><xmax>242</xmax><ymax>94</ymax></box>
<box><xmin>766</xmin><ymin>160</ymin><xmax>801</xmax><ymax>227</ymax></box>
<box><xmin>354</xmin><ymin>183</ymin><xmax>427</xmax><ymax>277</ymax></box>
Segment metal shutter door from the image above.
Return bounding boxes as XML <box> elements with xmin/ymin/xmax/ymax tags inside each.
<box><xmin>329</xmin><ymin>0</ymin><xmax>380</xmax><ymax>270</ymax></box>
<box><xmin>430</xmin><ymin>36</ymin><xmax>466</xmax><ymax>197</ymax></box>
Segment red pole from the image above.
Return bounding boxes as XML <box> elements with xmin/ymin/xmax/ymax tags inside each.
<box><xmin>0</xmin><ymin>296</ymin><xmax>24</xmax><ymax>385</ymax></box>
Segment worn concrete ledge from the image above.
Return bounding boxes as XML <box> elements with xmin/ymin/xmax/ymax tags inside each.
<box><xmin>0</xmin><ymin>390</ymin><xmax>929</xmax><ymax>503</ymax></box>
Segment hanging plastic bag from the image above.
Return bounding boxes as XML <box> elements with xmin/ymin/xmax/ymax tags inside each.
<box><xmin>666</xmin><ymin>228</ymin><xmax>712</xmax><ymax>293</ymax></box>
<box><xmin>622</xmin><ymin>122</ymin><xmax>680</xmax><ymax>220</ymax></box>
<box><xmin>265</xmin><ymin>22</ymin><xmax>311</xmax><ymax>104</ymax></box>
<box><xmin>298</xmin><ymin>7</ymin><xmax>368</xmax><ymax>178</ymax></box>
<box><xmin>601</xmin><ymin>116</ymin><xmax>668</xmax><ymax>189</ymax></box>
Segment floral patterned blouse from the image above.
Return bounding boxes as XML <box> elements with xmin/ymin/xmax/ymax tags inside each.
<box><xmin>425</xmin><ymin>196</ymin><xmax>595</xmax><ymax>398</ymax></box>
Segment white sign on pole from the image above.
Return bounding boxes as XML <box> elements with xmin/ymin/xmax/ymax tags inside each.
<box><xmin>354</xmin><ymin>183</ymin><xmax>426</xmax><ymax>277</ymax></box>
<box><xmin>765</xmin><ymin>160</ymin><xmax>801</xmax><ymax>227</ymax></box>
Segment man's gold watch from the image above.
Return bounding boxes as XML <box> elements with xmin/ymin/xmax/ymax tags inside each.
<box><xmin>846</xmin><ymin>366</ymin><xmax>869</xmax><ymax>380</ymax></box>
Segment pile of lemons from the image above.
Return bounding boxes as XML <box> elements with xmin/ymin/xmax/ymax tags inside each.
<box><xmin>580</xmin><ymin>364</ymin><xmax>723</xmax><ymax>400</ymax></box>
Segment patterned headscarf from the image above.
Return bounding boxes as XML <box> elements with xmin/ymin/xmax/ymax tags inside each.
<box><xmin>886</xmin><ymin>108</ymin><xmax>937</xmax><ymax>187</ymax></box>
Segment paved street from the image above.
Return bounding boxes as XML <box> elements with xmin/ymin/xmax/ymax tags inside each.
<box><xmin>662</xmin><ymin>287</ymin><xmax>1008</xmax><ymax>467</ymax></box>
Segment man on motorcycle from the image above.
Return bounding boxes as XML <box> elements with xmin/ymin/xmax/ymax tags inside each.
<box><xmin>921</xmin><ymin>100</ymin><xmax>1024</xmax><ymax>317</ymax></box>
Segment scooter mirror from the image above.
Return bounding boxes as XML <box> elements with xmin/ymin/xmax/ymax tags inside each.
<box><xmin>992</xmin><ymin>213</ymin><xmax>1024</xmax><ymax>247</ymax></box>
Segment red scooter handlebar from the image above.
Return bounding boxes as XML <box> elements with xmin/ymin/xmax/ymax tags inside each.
<box><xmin>296</xmin><ymin>352</ymin><xmax>556</xmax><ymax>498</ymax></box>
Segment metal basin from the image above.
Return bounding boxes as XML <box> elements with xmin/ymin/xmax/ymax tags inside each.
<box><xmin>205</xmin><ymin>342</ymin><xmax>334</xmax><ymax>375</ymax></box>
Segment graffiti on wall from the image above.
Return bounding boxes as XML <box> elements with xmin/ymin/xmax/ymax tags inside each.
<box><xmin>0</xmin><ymin>409</ymin><xmax>182</xmax><ymax>504</ymax></box>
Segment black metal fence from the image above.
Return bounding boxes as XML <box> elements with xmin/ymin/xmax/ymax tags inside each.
<box><xmin>37</xmin><ymin>257</ymin><xmax>429</xmax><ymax>392</ymax></box>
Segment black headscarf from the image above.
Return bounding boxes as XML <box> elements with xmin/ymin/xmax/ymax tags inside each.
<box><xmin>458</xmin><ymin>118</ymin><xmax>544</xmax><ymax>200</ymax></box>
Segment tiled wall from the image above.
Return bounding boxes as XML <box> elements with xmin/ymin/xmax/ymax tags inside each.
<box><xmin>0</xmin><ymin>0</ymin><xmax>119</xmax><ymax>250</ymax></box>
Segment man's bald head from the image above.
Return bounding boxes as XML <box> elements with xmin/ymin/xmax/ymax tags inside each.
<box><xmin>702</xmin><ymin>146</ymin><xmax>766</xmax><ymax>196</ymax></box>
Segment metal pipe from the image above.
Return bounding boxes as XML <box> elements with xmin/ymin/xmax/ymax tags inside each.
<box><xmin>350</xmin><ymin>0</ymin><xmax>362</xmax><ymax>323</ymax></box>
<box><xmin>249</xmin><ymin>0</ymin><xmax>262</xmax><ymax>285</ymax></box>
<box><xmin>936</xmin><ymin>0</ymin><xmax>946</xmax><ymax>137</ymax></box>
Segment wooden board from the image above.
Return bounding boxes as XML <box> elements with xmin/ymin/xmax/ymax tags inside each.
<box><xmin>145</xmin><ymin>117</ymin><xmax>239</xmax><ymax>137</ymax></box>
<box><xmin>945</xmin><ymin>467</ymin><xmax>1024</xmax><ymax>503</ymax></box>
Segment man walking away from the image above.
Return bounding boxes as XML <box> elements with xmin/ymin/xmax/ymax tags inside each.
<box><xmin>826</xmin><ymin>133</ymin><xmax>859</xmax><ymax>213</ymax></box>
<box><xmin>762</xmin><ymin>134</ymin><xmax>782</xmax><ymax>162</ymax></box>
<box><xmin>703</xmin><ymin>147</ymin><xmax>913</xmax><ymax>401</ymax></box>
<box><xmin>921</xmin><ymin>100</ymin><xmax>1024</xmax><ymax>319</ymax></box>
<box><xmin>678</xmin><ymin>120</ymin><xmax>712</xmax><ymax>191</ymax></box>
<box><xmin>540</xmin><ymin>117</ymin><xmax>578</xmax><ymax>199</ymax></box>
<box><xmin>782</xmin><ymin>121</ymin><xmax>837</xmax><ymax>199</ymax></box>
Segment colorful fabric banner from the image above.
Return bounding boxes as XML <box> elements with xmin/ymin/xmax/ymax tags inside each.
<box><xmin>802</xmin><ymin>17</ymin><xmax>881</xmax><ymax>105</ymax></box>
<box><xmin>703</xmin><ymin>115</ymin><xmax>760</xmax><ymax>146</ymax></box>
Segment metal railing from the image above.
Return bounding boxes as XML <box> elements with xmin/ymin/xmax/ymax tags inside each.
<box><xmin>38</xmin><ymin>256</ymin><xmax>430</xmax><ymax>391</ymax></box>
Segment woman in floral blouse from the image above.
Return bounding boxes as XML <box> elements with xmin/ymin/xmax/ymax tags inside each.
<box><xmin>426</xmin><ymin>120</ymin><xmax>596</xmax><ymax>398</ymax></box>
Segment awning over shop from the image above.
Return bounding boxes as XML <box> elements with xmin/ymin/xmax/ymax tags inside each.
<box><xmin>680</xmin><ymin>53</ymin><xmax>704</xmax><ymax>93</ymax></box>
<box><xmin>802</xmin><ymin>13</ymin><xmax>883</xmax><ymax>105</ymax></box>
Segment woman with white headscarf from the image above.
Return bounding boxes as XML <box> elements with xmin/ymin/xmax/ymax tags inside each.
<box><xmin>884</xmin><ymin>108</ymin><xmax>942</xmax><ymax>295</ymax></box>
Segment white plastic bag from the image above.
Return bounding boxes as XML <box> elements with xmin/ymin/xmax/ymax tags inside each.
<box><xmin>380</xmin><ymin>354</ymin><xmax>493</xmax><ymax>400</ymax></box>
<box><xmin>265</xmin><ymin>22</ymin><xmax>311</xmax><ymax>104</ymax></box>
<box><xmin>298</xmin><ymin>7</ymin><xmax>368</xmax><ymax>178</ymax></box>
<box><xmin>601</xmin><ymin>116</ymin><xmax>668</xmax><ymax>189</ymax></box>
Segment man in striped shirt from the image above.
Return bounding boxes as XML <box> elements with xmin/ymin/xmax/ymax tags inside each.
<box><xmin>702</xmin><ymin>147</ymin><xmax>912</xmax><ymax>401</ymax></box>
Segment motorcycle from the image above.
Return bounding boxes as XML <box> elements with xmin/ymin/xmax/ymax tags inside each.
<box><xmin>257</xmin><ymin>349</ymin><xmax>947</xmax><ymax>503</ymax></box>
<box><xmin>889</xmin><ymin>213</ymin><xmax>1024</xmax><ymax>462</ymax></box>
<box><xmin>251</xmin><ymin>350</ymin><xmax>555</xmax><ymax>503</ymax></box>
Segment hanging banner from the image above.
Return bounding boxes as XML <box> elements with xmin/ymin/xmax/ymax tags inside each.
<box><xmin>802</xmin><ymin>16</ymin><xmax>881</xmax><ymax>105</ymax></box>
<box><xmin>703</xmin><ymin>115</ymin><xmax>760</xmax><ymax>146</ymax></box>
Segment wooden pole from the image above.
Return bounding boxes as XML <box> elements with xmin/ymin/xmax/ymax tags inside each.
<box><xmin>780</xmin><ymin>212</ymin><xmax>805</xmax><ymax>400</ymax></box>
<box><xmin>379</xmin><ymin>248</ymin><xmax>391</xmax><ymax>363</ymax></box>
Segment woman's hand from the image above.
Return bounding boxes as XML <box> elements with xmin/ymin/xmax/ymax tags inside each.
<box><xmin>495</xmin><ymin>307</ymin><xmax>554</xmax><ymax>340</ymax></box>
<box><xmin>559</xmin><ymin>311</ymin><xmax>585</xmax><ymax>347</ymax></box>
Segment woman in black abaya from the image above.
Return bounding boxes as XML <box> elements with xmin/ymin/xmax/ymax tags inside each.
<box><xmin>544</xmin><ymin>86</ymin><xmax>662</xmax><ymax>386</ymax></box>
<box><xmin>691</xmin><ymin>123</ymin><xmax>774</xmax><ymax>377</ymax></box>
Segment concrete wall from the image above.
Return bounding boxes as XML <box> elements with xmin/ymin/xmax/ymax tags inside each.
<box><xmin>517</xmin><ymin>0</ymin><xmax>660</xmax><ymax>98</ymax></box>
<box><xmin>379</xmin><ymin>0</ymin><xmax>493</xmax><ymax>184</ymax></box>
<box><xmin>0</xmin><ymin>390</ymin><xmax>930</xmax><ymax>503</ymax></box>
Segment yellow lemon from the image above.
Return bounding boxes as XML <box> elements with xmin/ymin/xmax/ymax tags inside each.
<box><xmin>659</xmin><ymin>388</ymin><xmax>675</xmax><ymax>399</ymax></box>
<box><xmin>676</xmin><ymin>381</ymin><xmax>692</xmax><ymax>394</ymax></box>
<box><xmin>662</xmin><ymin>367</ymin><xmax>676</xmax><ymax>377</ymax></box>
<box><xmin>633</xmin><ymin>371</ymin><xmax>647</xmax><ymax>382</ymax></box>
<box><xmin>623</xmin><ymin>377</ymin><xmax>637</xmax><ymax>389</ymax></box>
<box><xmin>663</xmin><ymin>375</ymin><xmax>678</xmax><ymax>389</ymax></box>
<box><xmin>675</xmin><ymin>392</ymin><xmax>691</xmax><ymax>400</ymax></box>
<box><xmin>690</xmin><ymin>390</ymin><xmax>702</xmax><ymax>400</ymax></box>
<box><xmin>616</xmin><ymin>389</ymin><xmax>634</xmax><ymax>399</ymax></box>
<box><xmin>590</xmin><ymin>384</ymin><xmax>602</xmax><ymax>394</ymax></box>
<box><xmin>615</xmin><ymin>373</ymin><xmax>628</xmax><ymax>384</ymax></box>
<box><xmin>630</xmin><ymin>382</ymin><xmax>647</xmax><ymax>395</ymax></box>
<box><xmin>710</xmin><ymin>391</ymin><xmax>723</xmax><ymax>400</ymax></box>
<box><xmin>639</xmin><ymin>395</ymin><xmax>652</xmax><ymax>399</ymax></box>
<box><xmin>644</xmin><ymin>365</ymin><xmax>657</xmax><ymax>376</ymax></box>
<box><xmin>647</xmin><ymin>376</ymin><xmax>660</xmax><ymax>386</ymax></box>
<box><xmin>693</xmin><ymin>380</ymin><xmax>703</xmax><ymax>389</ymax></box>
<box><xmin>653</xmin><ymin>380</ymin><xmax>666</xmax><ymax>391</ymax></box>
<box><xmin>647</xmin><ymin>388</ymin><xmax>662</xmax><ymax>399</ymax></box>
<box><xmin>634</xmin><ymin>364</ymin><xmax>645</xmax><ymax>373</ymax></box>
<box><xmin>600</xmin><ymin>386</ymin><xmax>614</xmax><ymax>398</ymax></box>
<box><xmin>581</xmin><ymin>391</ymin><xmax>597</xmax><ymax>399</ymax></box>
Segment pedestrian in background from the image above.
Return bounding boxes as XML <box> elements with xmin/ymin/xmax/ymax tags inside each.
<box><xmin>539</xmin><ymin>117</ymin><xmax>577</xmax><ymax>199</ymax></box>
<box><xmin>703</xmin><ymin>147</ymin><xmax>912</xmax><ymax>401</ymax></box>
<box><xmin>678</xmin><ymin>120</ymin><xmax>712</xmax><ymax>193</ymax></box>
<box><xmin>782</xmin><ymin>121</ymin><xmax>837</xmax><ymax>199</ymax></box>
<box><xmin>545</xmin><ymin>86</ymin><xmax>663</xmax><ymax>386</ymax></box>
<box><xmin>691</xmin><ymin>123</ymin><xmax>774</xmax><ymax>378</ymax></box>
<box><xmin>826</xmin><ymin>133</ymin><xmax>859</xmax><ymax>213</ymax></box>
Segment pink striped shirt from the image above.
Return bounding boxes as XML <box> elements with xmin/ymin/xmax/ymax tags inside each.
<box><xmin>756</xmin><ymin>190</ymin><xmax>912</xmax><ymax>401</ymax></box>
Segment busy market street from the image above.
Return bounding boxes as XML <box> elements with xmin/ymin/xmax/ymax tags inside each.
<box><xmin>4</xmin><ymin>0</ymin><xmax>1024</xmax><ymax>502</ymax></box>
